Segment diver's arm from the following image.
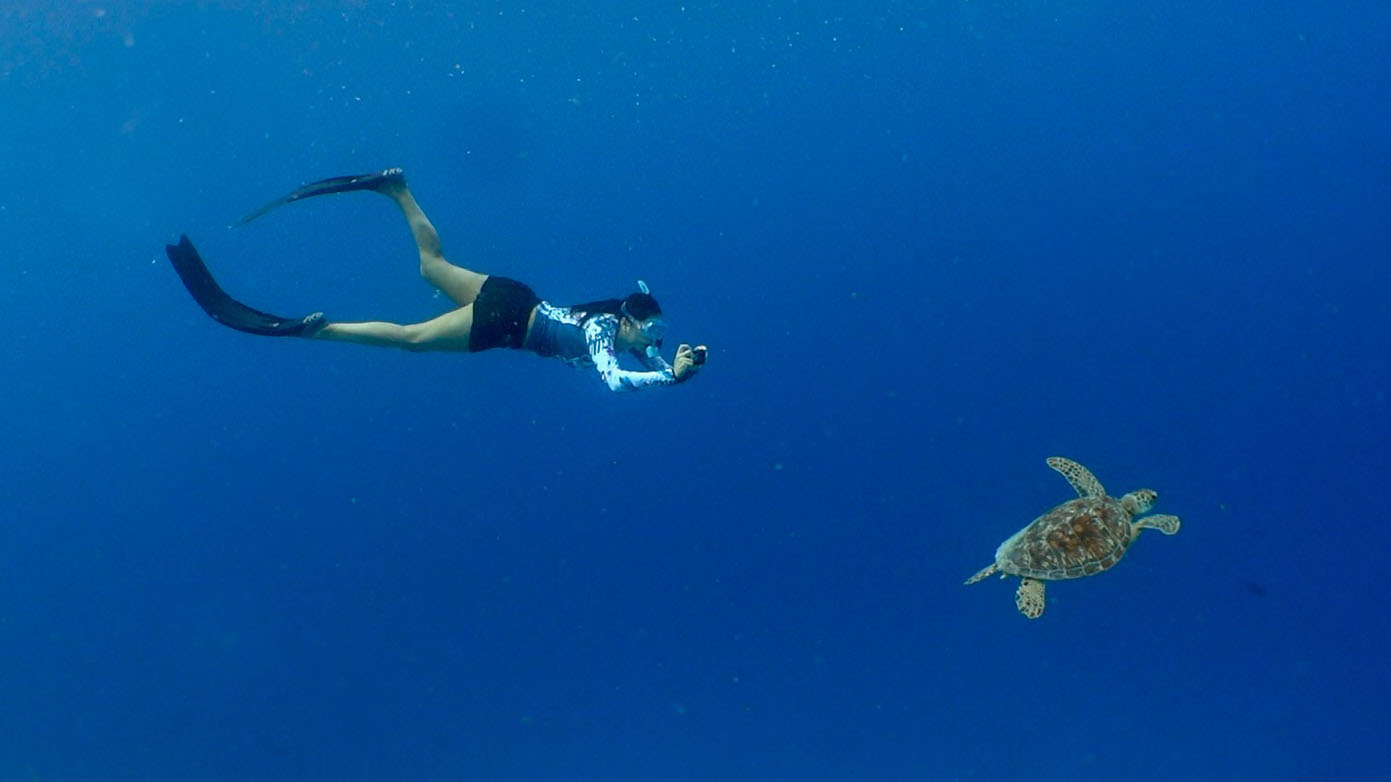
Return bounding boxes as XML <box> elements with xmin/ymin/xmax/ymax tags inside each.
<box><xmin>637</xmin><ymin>344</ymin><xmax>674</xmax><ymax>374</ymax></box>
<box><xmin>585</xmin><ymin>319</ymin><xmax>676</xmax><ymax>392</ymax></box>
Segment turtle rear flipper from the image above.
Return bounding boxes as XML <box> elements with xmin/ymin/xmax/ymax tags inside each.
<box><xmin>964</xmin><ymin>563</ymin><xmax>998</xmax><ymax>585</ymax></box>
<box><xmin>1135</xmin><ymin>514</ymin><xmax>1180</xmax><ymax>535</ymax></box>
<box><xmin>1016</xmin><ymin>578</ymin><xmax>1046</xmax><ymax>619</ymax></box>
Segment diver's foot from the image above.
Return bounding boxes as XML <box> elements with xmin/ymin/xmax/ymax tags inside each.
<box><xmin>237</xmin><ymin>168</ymin><xmax>408</xmax><ymax>225</ymax></box>
<box><xmin>320</xmin><ymin>167</ymin><xmax>406</xmax><ymax>196</ymax></box>
<box><xmin>368</xmin><ymin>167</ymin><xmax>407</xmax><ymax>197</ymax></box>
<box><xmin>292</xmin><ymin>311</ymin><xmax>328</xmax><ymax>338</ymax></box>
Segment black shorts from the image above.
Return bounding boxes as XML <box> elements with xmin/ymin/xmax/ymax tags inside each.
<box><xmin>468</xmin><ymin>276</ymin><xmax>541</xmax><ymax>352</ymax></box>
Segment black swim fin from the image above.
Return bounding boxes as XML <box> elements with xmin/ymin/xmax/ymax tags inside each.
<box><xmin>235</xmin><ymin>167</ymin><xmax>404</xmax><ymax>226</ymax></box>
<box><xmin>165</xmin><ymin>234</ymin><xmax>323</xmax><ymax>337</ymax></box>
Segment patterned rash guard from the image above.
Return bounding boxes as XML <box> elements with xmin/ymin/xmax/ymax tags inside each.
<box><xmin>523</xmin><ymin>301</ymin><xmax>677</xmax><ymax>391</ymax></box>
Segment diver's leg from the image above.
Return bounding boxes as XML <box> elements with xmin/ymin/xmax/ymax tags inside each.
<box><xmin>374</xmin><ymin>174</ymin><xmax>488</xmax><ymax>307</ymax></box>
<box><xmin>312</xmin><ymin>306</ymin><xmax>474</xmax><ymax>352</ymax></box>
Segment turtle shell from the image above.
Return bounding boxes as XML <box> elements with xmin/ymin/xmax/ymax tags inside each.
<box><xmin>995</xmin><ymin>497</ymin><xmax>1134</xmax><ymax>580</ymax></box>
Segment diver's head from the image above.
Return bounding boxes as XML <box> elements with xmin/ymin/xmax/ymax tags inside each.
<box><xmin>619</xmin><ymin>280</ymin><xmax>667</xmax><ymax>347</ymax></box>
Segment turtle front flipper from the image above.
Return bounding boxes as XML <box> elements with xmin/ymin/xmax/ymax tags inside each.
<box><xmin>1015</xmin><ymin>578</ymin><xmax>1046</xmax><ymax>619</ymax></box>
<box><xmin>1046</xmin><ymin>457</ymin><xmax>1105</xmax><ymax>498</ymax></box>
<box><xmin>964</xmin><ymin>563</ymin><xmax>998</xmax><ymax>585</ymax></box>
<box><xmin>1134</xmin><ymin>513</ymin><xmax>1180</xmax><ymax>535</ymax></box>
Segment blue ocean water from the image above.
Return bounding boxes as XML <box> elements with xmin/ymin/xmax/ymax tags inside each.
<box><xmin>1</xmin><ymin>1</ymin><xmax>1387</xmax><ymax>779</ymax></box>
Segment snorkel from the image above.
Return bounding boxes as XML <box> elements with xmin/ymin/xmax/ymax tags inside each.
<box><xmin>621</xmin><ymin>280</ymin><xmax>667</xmax><ymax>344</ymax></box>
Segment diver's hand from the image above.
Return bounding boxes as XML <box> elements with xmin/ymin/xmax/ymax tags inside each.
<box><xmin>673</xmin><ymin>343</ymin><xmax>707</xmax><ymax>382</ymax></box>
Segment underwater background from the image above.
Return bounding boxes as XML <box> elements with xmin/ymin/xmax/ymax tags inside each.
<box><xmin>1</xmin><ymin>1</ymin><xmax>1388</xmax><ymax>779</ymax></box>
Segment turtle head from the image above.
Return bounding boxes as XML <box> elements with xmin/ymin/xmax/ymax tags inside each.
<box><xmin>1121</xmin><ymin>489</ymin><xmax>1158</xmax><ymax>515</ymax></box>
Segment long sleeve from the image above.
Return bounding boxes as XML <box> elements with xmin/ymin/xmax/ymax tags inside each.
<box><xmin>638</xmin><ymin>344</ymin><xmax>674</xmax><ymax>374</ymax></box>
<box><xmin>584</xmin><ymin>318</ymin><xmax>676</xmax><ymax>392</ymax></box>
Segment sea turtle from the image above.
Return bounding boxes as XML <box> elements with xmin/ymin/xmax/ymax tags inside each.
<box><xmin>964</xmin><ymin>456</ymin><xmax>1180</xmax><ymax>619</ymax></box>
